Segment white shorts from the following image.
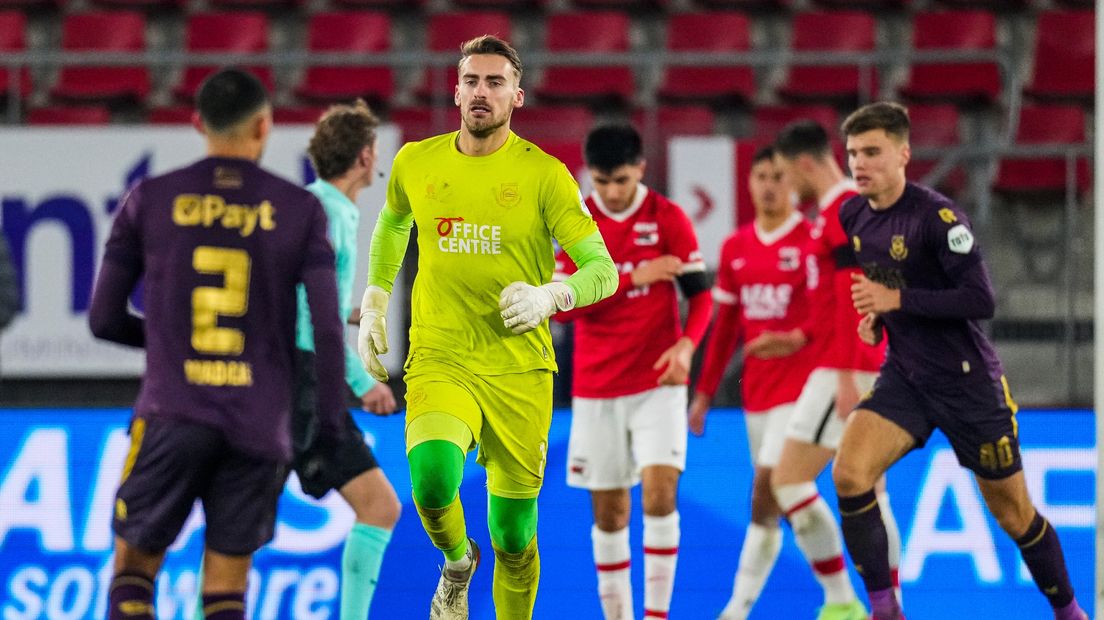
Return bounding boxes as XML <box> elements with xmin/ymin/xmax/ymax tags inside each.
<box><xmin>566</xmin><ymin>385</ymin><xmax>688</xmax><ymax>490</ymax></box>
<box><xmin>786</xmin><ymin>368</ymin><xmax>878</xmax><ymax>450</ymax></box>
<box><xmin>744</xmin><ymin>403</ymin><xmax>793</xmax><ymax>468</ymax></box>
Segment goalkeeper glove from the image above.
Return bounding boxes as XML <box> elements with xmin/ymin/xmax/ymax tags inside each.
<box><xmin>499</xmin><ymin>281</ymin><xmax>575</xmax><ymax>335</ymax></box>
<box><xmin>358</xmin><ymin>285</ymin><xmax>390</xmax><ymax>382</ymax></box>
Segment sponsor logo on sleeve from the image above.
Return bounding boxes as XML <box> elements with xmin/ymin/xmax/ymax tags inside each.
<box><xmin>948</xmin><ymin>224</ymin><xmax>974</xmax><ymax>254</ymax></box>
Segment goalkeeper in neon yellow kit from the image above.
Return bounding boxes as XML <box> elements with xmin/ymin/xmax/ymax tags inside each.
<box><xmin>358</xmin><ymin>35</ymin><xmax>617</xmax><ymax>619</ymax></box>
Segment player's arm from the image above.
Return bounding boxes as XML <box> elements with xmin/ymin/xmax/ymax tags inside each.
<box><xmin>88</xmin><ymin>185</ymin><xmax>145</xmax><ymax>347</ymax></box>
<box><xmin>689</xmin><ymin>244</ymin><xmax>742</xmax><ymax>435</ymax></box>
<box><xmin>500</xmin><ymin>166</ymin><xmax>617</xmax><ymax>334</ymax></box>
<box><xmin>851</xmin><ymin>210</ymin><xmax>995</xmax><ymax>320</ymax></box>
<box><xmin>358</xmin><ymin>150</ymin><xmax>415</xmax><ymax>380</ymax></box>
<box><xmin>301</xmin><ymin>200</ymin><xmax>347</xmax><ymax>443</ymax></box>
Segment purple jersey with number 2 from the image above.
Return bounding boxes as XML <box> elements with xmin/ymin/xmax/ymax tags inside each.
<box><xmin>90</xmin><ymin>156</ymin><xmax>346</xmax><ymax>462</ymax></box>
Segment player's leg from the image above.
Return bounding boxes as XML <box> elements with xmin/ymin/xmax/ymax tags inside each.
<box><xmin>477</xmin><ymin>368</ymin><xmax>554</xmax><ymax>618</ymax></box>
<box><xmin>832</xmin><ymin>400</ymin><xmax>919</xmax><ymax>620</ymax></box>
<box><xmin>940</xmin><ymin>375</ymin><xmax>1086</xmax><ymax>620</ymax></box>
<box><xmin>567</xmin><ymin>395</ymin><xmax>636</xmax><ymax>620</ymax></box>
<box><xmin>404</xmin><ymin>362</ymin><xmax>482</xmax><ymax>577</ymax></box>
<box><xmin>291</xmin><ymin>349</ymin><xmax>403</xmax><ymax>620</ymax></box>
<box><xmin>337</xmin><ymin>468</ymin><xmax>402</xmax><ymax>620</ymax></box>
<box><xmin>719</xmin><ymin>406</ymin><xmax>787</xmax><ymax>620</ymax></box>
<box><xmin>200</xmin><ymin>434</ymin><xmax>288</xmax><ymax>620</ymax></box>
<box><xmin>773</xmin><ymin>370</ymin><xmax>864</xmax><ymax>619</ymax></box>
<box><xmin>627</xmin><ymin>386</ymin><xmax>687</xmax><ymax>619</ymax></box>
<box><xmin>110</xmin><ymin>418</ymin><xmax>217</xmax><ymax>620</ymax></box>
<box><xmin>852</xmin><ymin>371</ymin><xmax>904</xmax><ymax>602</ymax></box>
<box><xmin>640</xmin><ymin>465</ymin><xmax>680</xmax><ymax>618</ymax></box>
<box><xmin>109</xmin><ymin>538</ymin><xmax>164</xmax><ymax>620</ymax></box>
<box><xmin>197</xmin><ymin>551</ymin><xmax>252</xmax><ymax>620</ymax></box>
<box><xmin>591</xmin><ymin>489</ymin><xmax>633</xmax><ymax>619</ymax></box>
<box><xmin>975</xmin><ymin>473</ymin><xmax>1086</xmax><ymax>619</ymax></box>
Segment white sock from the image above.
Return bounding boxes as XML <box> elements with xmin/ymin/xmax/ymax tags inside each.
<box><xmin>879</xmin><ymin>490</ymin><xmax>903</xmax><ymax>604</ymax></box>
<box><xmin>775</xmin><ymin>482</ymin><xmax>857</xmax><ymax>605</ymax></box>
<box><xmin>444</xmin><ymin>539</ymin><xmax>471</xmax><ymax>573</ymax></box>
<box><xmin>593</xmin><ymin>525</ymin><xmax>633</xmax><ymax>620</ymax></box>
<box><xmin>722</xmin><ymin>521</ymin><xmax>783</xmax><ymax>619</ymax></box>
<box><xmin>643</xmin><ymin>511</ymin><xmax>680</xmax><ymax>617</ymax></box>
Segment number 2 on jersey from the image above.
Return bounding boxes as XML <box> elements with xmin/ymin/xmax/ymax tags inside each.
<box><xmin>191</xmin><ymin>246</ymin><xmax>251</xmax><ymax>355</ymax></box>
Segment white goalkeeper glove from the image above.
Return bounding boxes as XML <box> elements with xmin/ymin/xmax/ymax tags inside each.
<box><xmin>499</xmin><ymin>281</ymin><xmax>575</xmax><ymax>335</ymax></box>
<box><xmin>358</xmin><ymin>285</ymin><xmax>390</xmax><ymax>382</ymax></box>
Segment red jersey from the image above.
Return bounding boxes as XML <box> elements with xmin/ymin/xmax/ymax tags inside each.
<box><xmin>697</xmin><ymin>214</ymin><xmax>816</xmax><ymax>412</ymax></box>
<box><xmin>803</xmin><ymin>180</ymin><xmax>886</xmax><ymax>372</ymax></box>
<box><xmin>554</xmin><ymin>185</ymin><xmax>707</xmax><ymax>398</ymax></box>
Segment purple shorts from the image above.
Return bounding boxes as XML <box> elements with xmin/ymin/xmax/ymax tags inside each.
<box><xmin>113</xmin><ymin>417</ymin><xmax>288</xmax><ymax>555</ymax></box>
<box><xmin>860</xmin><ymin>362</ymin><xmax>1022</xmax><ymax>480</ymax></box>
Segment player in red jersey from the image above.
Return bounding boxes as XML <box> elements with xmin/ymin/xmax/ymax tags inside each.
<box><xmin>553</xmin><ymin>124</ymin><xmax>712</xmax><ymax>620</ymax></box>
<box><xmin>689</xmin><ymin>145</ymin><xmax>822</xmax><ymax>619</ymax></box>
<box><xmin>747</xmin><ymin>121</ymin><xmax>899</xmax><ymax>620</ymax></box>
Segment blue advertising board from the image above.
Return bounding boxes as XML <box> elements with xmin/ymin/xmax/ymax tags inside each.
<box><xmin>0</xmin><ymin>408</ymin><xmax>1093</xmax><ymax>619</ymax></box>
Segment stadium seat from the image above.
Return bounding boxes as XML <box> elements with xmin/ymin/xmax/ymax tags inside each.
<box><xmin>417</xmin><ymin>11</ymin><xmax>512</xmax><ymax>101</ymax></box>
<box><xmin>273</xmin><ymin>106</ymin><xmax>326</xmax><ymax>124</ymax></box>
<box><xmin>931</xmin><ymin>0</ymin><xmax>1027</xmax><ymax>9</ymax></box>
<box><xmin>750</xmin><ymin>104</ymin><xmax>839</xmax><ymax>141</ymax></box>
<box><xmin>533</xmin><ymin>12</ymin><xmax>635</xmax><ymax>105</ymax></box>
<box><xmin>905</xmin><ymin>103</ymin><xmax>965</xmax><ymax>192</ymax></box>
<box><xmin>0</xmin><ymin>12</ymin><xmax>30</xmax><ymax>101</ymax></box>
<box><xmin>295</xmin><ymin>12</ymin><xmax>392</xmax><ymax>104</ymax></box>
<box><xmin>51</xmin><ymin>12</ymin><xmax>150</xmax><ymax>103</ymax></box>
<box><xmin>993</xmin><ymin>105</ymin><xmax>1090</xmax><ymax>194</ymax></box>
<box><xmin>810</xmin><ymin>0</ymin><xmax>908</xmax><ymax>8</ymax></box>
<box><xmin>1023</xmin><ymin>11</ymin><xmax>1093</xmax><ymax>104</ymax></box>
<box><xmin>511</xmin><ymin>105</ymin><xmax>594</xmax><ymax>143</ymax></box>
<box><xmin>657</xmin><ymin>12</ymin><xmax>755</xmax><ymax>105</ymax></box>
<box><xmin>632</xmin><ymin>105</ymin><xmax>716</xmax><ymax>186</ymax></box>
<box><xmin>148</xmin><ymin>106</ymin><xmax>193</xmax><ymax>124</ymax></box>
<box><xmin>449</xmin><ymin>0</ymin><xmax>539</xmax><ymax>8</ymax></box>
<box><xmin>27</xmin><ymin>105</ymin><xmax>112</xmax><ymax>124</ymax></box>
<box><xmin>174</xmin><ymin>13</ymin><xmax>272</xmax><ymax>103</ymax></box>
<box><xmin>388</xmin><ymin>106</ymin><xmax>460</xmax><ymax>142</ymax></box>
<box><xmin>776</xmin><ymin>11</ymin><xmax>877</xmax><ymax>104</ymax></box>
<box><xmin>537</xmin><ymin>140</ymin><xmax>585</xmax><ymax>178</ymax></box>
<box><xmin>898</xmin><ymin>11</ymin><xmax>1000</xmax><ymax>105</ymax></box>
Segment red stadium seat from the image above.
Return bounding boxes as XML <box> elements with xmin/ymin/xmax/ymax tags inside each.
<box><xmin>449</xmin><ymin>0</ymin><xmax>539</xmax><ymax>8</ymax></box>
<box><xmin>905</xmin><ymin>104</ymin><xmax>965</xmax><ymax>192</ymax></box>
<box><xmin>632</xmin><ymin>106</ymin><xmax>716</xmax><ymax>186</ymax></box>
<box><xmin>776</xmin><ymin>11</ymin><xmax>877</xmax><ymax>104</ymax></box>
<box><xmin>51</xmin><ymin>12</ymin><xmax>150</xmax><ymax>102</ymax></box>
<box><xmin>1023</xmin><ymin>11</ymin><xmax>1094</xmax><ymax>104</ymax></box>
<box><xmin>417</xmin><ymin>12</ymin><xmax>512</xmax><ymax>101</ymax></box>
<box><xmin>0</xmin><ymin>12</ymin><xmax>30</xmax><ymax>100</ymax></box>
<box><xmin>388</xmin><ymin>106</ymin><xmax>461</xmax><ymax>142</ymax></box>
<box><xmin>658</xmin><ymin>12</ymin><xmax>755</xmax><ymax>105</ymax></box>
<box><xmin>931</xmin><ymin>0</ymin><xmax>1027</xmax><ymax>9</ymax></box>
<box><xmin>750</xmin><ymin>104</ymin><xmax>839</xmax><ymax>141</ymax></box>
<box><xmin>536</xmin><ymin>140</ymin><xmax>586</xmax><ymax>179</ymax></box>
<box><xmin>511</xmin><ymin>105</ymin><xmax>594</xmax><ymax>143</ymax></box>
<box><xmin>273</xmin><ymin>106</ymin><xmax>327</xmax><ymax>125</ymax></box>
<box><xmin>898</xmin><ymin>11</ymin><xmax>1000</xmax><ymax>105</ymax></box>
<box><xmin>295</xmin><ymin>12</ymin><xmax>392</xmax><ymax>104</ymax></box>
<box><xmin>174</xmin><ymin>13</ymin><xmax>272</xmax><ymax>103</ymax></box>
<box><xmin>810</xmin><ymin>0</ymin><xmax>908</xmax><ymax>8</ymax></box>
<box><xmin>533</xmin><ymin>12</ymin><xmax>635</xmax><ymax>104</ymax></box>
<box><xmin>993</xmin><ymin>105</ymin><xmax>1090</xmax><ymax>194</ymax></box>
<box><xmin>27</xmin><ymin>105</ymin><xmax>112</xmax><ymax>124</ymax></box>
<box><xmin>148</xmin><ymin>106</ymin><xmax>193</xmax><ymax>124</ymax></box>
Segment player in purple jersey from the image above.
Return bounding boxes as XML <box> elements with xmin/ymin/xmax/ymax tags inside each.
<box><xmin>89</xmin><ymin>68</ymin><xmax>347</xmax><ymax>620</ymax></box>
<box><xmin>831</xmin><ymin>102</ymin><xmax>1087</xmax><ymax>620</ymax></box>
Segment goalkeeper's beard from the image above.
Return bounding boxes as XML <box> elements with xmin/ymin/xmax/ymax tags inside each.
<box><xmin>462</xmin><ymin>110</ymin><xmax>510</xmax><ymax>138</ymax></box>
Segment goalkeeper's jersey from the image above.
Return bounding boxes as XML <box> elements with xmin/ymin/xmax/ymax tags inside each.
<box><xmin>387</xmin><ymin>130</ymin><xmax>599</xmax><ymax>375</ymax></box>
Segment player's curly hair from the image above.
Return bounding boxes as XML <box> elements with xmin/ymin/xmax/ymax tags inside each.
<box><xmin>459</xmin><ymin>35</ymin><xmax>523</xmax><ymax>83</ymax></box>
<box><xmin>842</xmin><ymin>101</ymin><xmax>911</xmax><ymax>142</ymax></box>
<box><xmin>307</xmin><ymin>99</ymin><xmax>379</xmax><ymax>181</ymax></box>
